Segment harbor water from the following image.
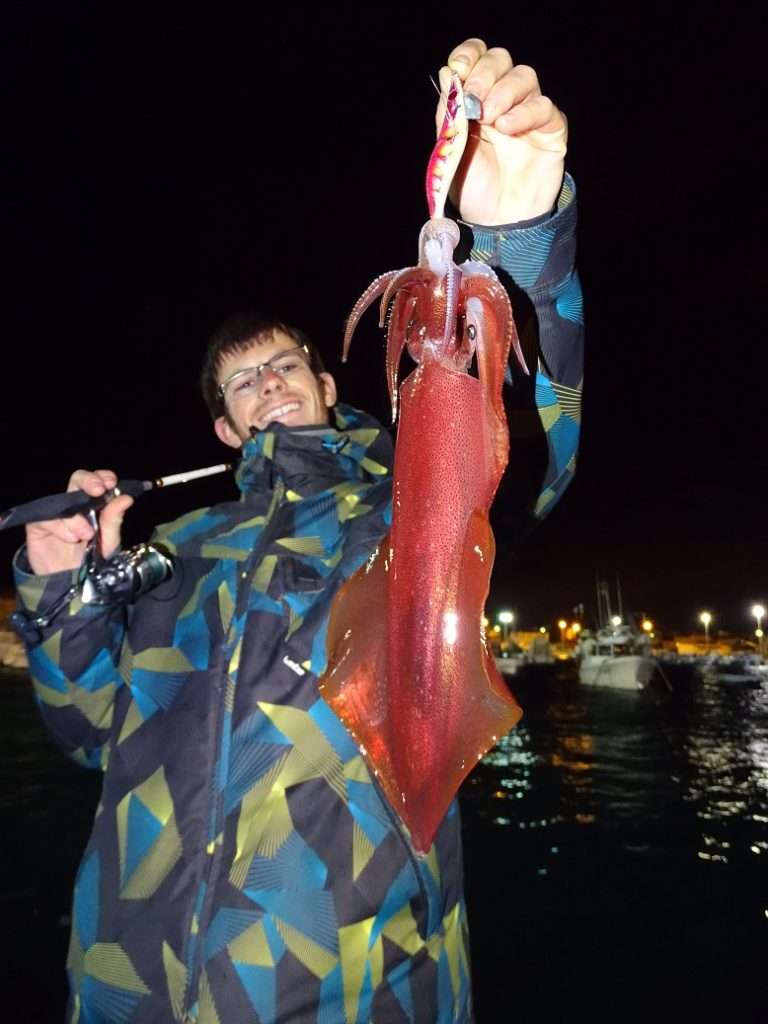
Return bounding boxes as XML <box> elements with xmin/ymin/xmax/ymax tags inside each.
<box><xmin>1</xmin><ymin>662</ymin><xmax>766</xmax><ymax>1022</ymax></box>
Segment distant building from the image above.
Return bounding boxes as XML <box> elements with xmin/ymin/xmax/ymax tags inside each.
<box><xmin>673</xmin><ymin>633</ymin><xmax>754</xmax><ymax>656</ymax></box>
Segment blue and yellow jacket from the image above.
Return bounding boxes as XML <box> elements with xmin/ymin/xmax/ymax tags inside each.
<box><xmin>14</xmin><ymin>178</ymin><xmax>581</xmax><ymax>1024</ymax></box>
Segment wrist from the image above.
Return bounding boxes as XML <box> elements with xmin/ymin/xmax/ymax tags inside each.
<box><xmin>471</xmin><ymin>178</ymin><xmax>564</xmax><ymax>227</ymax></box>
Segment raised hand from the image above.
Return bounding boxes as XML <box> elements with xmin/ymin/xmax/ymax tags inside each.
<box><xmin>26</xmin><ymin>469</ymin><xmax>134</xmax><ymax>575</ymax></box>
<box><xmin>437</xmin><ymin>38</ymin><xmax>568</xmax><ymax>225</ymax></box>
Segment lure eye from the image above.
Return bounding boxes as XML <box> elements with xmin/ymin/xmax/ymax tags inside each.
<box><xmin>467</xmin><ymin>324</ymin><xmax>477</xmax><ymax>341</ymax></box>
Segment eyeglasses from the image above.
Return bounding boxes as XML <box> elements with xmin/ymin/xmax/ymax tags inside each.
<box><xmin>218</xmin><ymin>345</ymin><xmax>311</xmax><ymax>404</ymax></box>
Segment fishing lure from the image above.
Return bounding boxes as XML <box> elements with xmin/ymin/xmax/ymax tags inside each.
<box><xmin>319</xmin><ymin>73</ymin><xmax>525</xmax><ymax>854</ymax></box>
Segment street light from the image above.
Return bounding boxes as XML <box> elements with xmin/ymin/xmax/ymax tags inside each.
<box><xmin>498</xmin><ymin>610</ymin><xmax>514</xmax><ymax>648</ymax></box>
<box><xmin>557</xmin><ymin>618</ymin><xmax>567</xmax><ymax>645</ymax></box>
<box><xmin>699</xmin><ymin>611</ymin><xmax>712</xmax><ymax>650</ymax></box>
<box><xmin>751</xmin><ymin>604</ymin><xmax>765</xmax><ymax>654</ymax></box>
<box><xmin>611</xmin><ymin>615</ymin><xmax>622</xmax><ymax>628</ymax></box>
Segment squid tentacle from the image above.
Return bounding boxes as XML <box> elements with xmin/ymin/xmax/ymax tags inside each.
<box><xmin>343</xmin><ymin>270</ymin><xmax>400</xmax><ymax>362</ymax></box>
<box><xmin>384</xmin><ymin>289</ymin><xmax>421</xmax><ymax>420</ymax></box>
<box><xmin>462</xmin><ymin>289</ymin><xmax>511</xmax><ymax>489</ymax></box>
<box><xmin>380</xmin><ymin>267</ymin><xmax>434</xmax><ymax>325</ymax></box>
<box><xmin>461</xmin><ymin>261</ymin><xmax>529</xmax><ymax>377</ymax></box>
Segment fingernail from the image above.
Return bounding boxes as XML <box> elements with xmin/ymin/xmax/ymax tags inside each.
<box><xmin>464</xmin><ymin>93</ymin><xmax>482</xmax><ymax>120</ymax></box>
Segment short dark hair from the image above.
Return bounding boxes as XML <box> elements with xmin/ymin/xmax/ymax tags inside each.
<box><xmin>200</xmin><ymin>313</ymin><xmax>329</xmax><ymax>419</ymax></box>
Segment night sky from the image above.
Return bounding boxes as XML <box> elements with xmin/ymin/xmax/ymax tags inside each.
<box><xmin>3</xmin><ymin>5</ymin><xmax>764</xmax><ymax>635</ymax></box>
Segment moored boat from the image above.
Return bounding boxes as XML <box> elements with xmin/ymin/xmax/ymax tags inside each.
<box><xmin>576</xmin><ymin>578</ymin><xmax>658</xmax><ymax>691</ymax></box>
<box><xmin>578</xmin><ymin>623</ymin><xmax>656</xmax><ymax>690</ymax></box>
<box><xmin>698</xmin><ymin>654</ymin><xmax>764</xmax><ymax>687</ymax></box>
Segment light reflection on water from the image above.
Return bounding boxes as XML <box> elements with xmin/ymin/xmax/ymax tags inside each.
<box><xmin>3</xmin><ymin>664</ymin><xmax>767</xmax><ymax>1021</ymax></box>
<box><xmin>461</xmin><ymin>663</ymin><xmax>768</xmax><ymax>1020</ymax></box>
<box><xmin>465</xmin><ymin>665</ymin><xmax>768</xmax><ymax>865</ymax></box>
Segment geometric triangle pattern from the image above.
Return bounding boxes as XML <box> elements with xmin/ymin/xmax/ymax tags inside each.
<box><xmin>15</xmin><ymin>169</ymin><xmax>582</xmax><ymax>1022</ymax></box>
<box><xmin>532</xmin><ymin>371</ymin><xmax>582</xmax><ymax>517</ymax></box>
<box><xmin>462</xmin><ymin>173</ymin><xmax>582</xmax><ymax>525</ymax></box>
<box><xmin>115</xmin><ymin>765</ymin><xmax>182</xmax><ymax>900</ymax></box>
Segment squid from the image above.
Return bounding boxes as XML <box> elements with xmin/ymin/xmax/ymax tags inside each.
<box><xmin>318</xmin><ymin>74</ymin><xmax>526</xmax><ymax>854</ymax></box>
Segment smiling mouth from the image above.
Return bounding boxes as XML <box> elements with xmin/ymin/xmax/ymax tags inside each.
<box><xmin>257</xmin><ymin>401</ymin><xmax>301</xmax><ymax>428</ymax></box>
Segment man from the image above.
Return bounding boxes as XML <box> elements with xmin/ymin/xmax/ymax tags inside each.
<box><xmin>15</xmin><ymin>39</ymin><xmax>581</xmax><ymax>1023</ymax></box>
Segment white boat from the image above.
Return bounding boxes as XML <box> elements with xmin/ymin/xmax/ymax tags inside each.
<box><xmin>494</xmin><ymin>648</ymin><xmax>526</xmax><ymax>677</ymax></box>
<box><xmin>527</xmin><ymin>634</ymin><xmax>555</xmax><ymax>665</ymax></box>
<box><xmin>698</xmin><ymin>654</ymin><xmax>764</xmax><ymax>687</ymax></box>
<box><xmin>578</xmin><ymin>623</ymin><xmax>656</xmax><ymax>690</ymax></box>
<box><xmin>576</xmin><ymin>579</ymin><xmax>658</xmax><ymax>691</ymax></box>
<box><xmin>739</xmin><ymin>653</ymin><xmax>768</xmax><ymax>679</ymax></box>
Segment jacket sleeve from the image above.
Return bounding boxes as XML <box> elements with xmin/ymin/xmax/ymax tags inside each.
<box><xmin>12</xmin><ymin>546</ymin><xmax>128</xmax><ymax>770</ymax></box>
<box><xmin>461</xmin><ymin>173</ymin><xmax>583</xmax><ymax>525</ymax></box>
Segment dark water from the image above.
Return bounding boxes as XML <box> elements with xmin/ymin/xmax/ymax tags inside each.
<box><xmin>2</xmin><ymin>664</ymin><xmax>766</xmax><ymax>1022</ymax></box>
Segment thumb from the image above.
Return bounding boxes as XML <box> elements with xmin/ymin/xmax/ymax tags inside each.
<box><xmin>99</xmin><ymin>494</ymin><xmax>134</xmax><ymax>559</ymax></box>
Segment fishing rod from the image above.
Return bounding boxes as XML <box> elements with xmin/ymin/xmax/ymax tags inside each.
<box><xmin>6</xmin><ymin>462</ymin><xmax>234</xmax><ymax>636</ymax></box>
<box><xmin>0</xmin><ymin>463</ymin><xmax>232</xmax><ymax>532</ymax></box>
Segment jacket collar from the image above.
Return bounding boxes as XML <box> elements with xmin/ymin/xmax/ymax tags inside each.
<box><xmin>235</xmin><ymin>403</ymin><xmax>393</xmax><ymax>498</ymax></box>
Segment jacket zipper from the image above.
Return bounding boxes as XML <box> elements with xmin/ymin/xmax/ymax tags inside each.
<box><xmin>181</xmin><ymin>485</ymin><xmax>286</xmax><ymax>1017</ymax></box>
<box><xmin>367</xmin><ymin>767</ymin><xmax>434</xmax><ymax>930</ymax></box>
<box><xmin>178</xmin><ymin>478</ymin><xmax>433</xmax><ymax>1009</ymax></box>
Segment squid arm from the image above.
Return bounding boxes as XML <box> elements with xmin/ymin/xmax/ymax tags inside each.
<box><xmin>342</xmin><ymin>270</ymin><xmax>401</xmax><ymax>363</ymax></box>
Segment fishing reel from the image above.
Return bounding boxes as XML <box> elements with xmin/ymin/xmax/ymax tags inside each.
<box><xmin>72</xmin><ymin>506</ymin><xmax>175</xmax><ymax>608</ymax></box>
<box><xmin>11</xmin><ymin>512</ymin><xmax>176</xmax><ymax>644</ymax></box>
<box><xmin>79</xmin><ymin>540</ymin><xmax>174</xmax><ymax>606</ymax></box>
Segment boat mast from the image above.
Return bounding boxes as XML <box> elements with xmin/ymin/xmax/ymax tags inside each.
<box><xmin>596</xmin><ymin>576</ymin><xmax>612</xmax><ymax>627</ymax></box>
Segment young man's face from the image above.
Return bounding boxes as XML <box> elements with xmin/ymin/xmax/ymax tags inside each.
<box><xmin>214</xmin><ymin>330</ymin><xmax>338</xmax><ymax>448</ymax></box>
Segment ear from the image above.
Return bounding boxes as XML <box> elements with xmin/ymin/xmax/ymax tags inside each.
<box><xmin>214</xmin><ymin>415</ymin><xmax>244</xmax><ymax>449</ymax></box>
<box><xmin>319</xmin><ymin>372</ymin><xmax>337</xmax><ymax>409</ymax></box>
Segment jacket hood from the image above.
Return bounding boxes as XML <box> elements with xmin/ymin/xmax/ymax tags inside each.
<box><xmin>235</xmin><ymin>403</ymin><xmax>394</xmax><ymax>498</ymax></box>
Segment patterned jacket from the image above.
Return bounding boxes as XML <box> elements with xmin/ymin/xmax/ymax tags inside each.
<box><xmin>14</xmin><ymin>177</ymin><xmax>582</xmax><ymax>1024</ymax></box>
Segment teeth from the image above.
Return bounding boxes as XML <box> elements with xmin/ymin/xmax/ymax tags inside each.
<box><xmin>262</xmin><ymin>402</ymin><xmax>299</xmax><ymax>424</ymax></box>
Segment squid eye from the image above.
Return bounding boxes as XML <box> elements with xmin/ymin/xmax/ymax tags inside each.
<box><xmin>467</xmin><ymin>324</ymin><xmax>477</xmax><ymax>341</ymax></box>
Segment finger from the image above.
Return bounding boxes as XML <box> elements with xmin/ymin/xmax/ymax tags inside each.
<box><xmin>100</xmin><ymin>493</ymin><xmax>134</xmax><ymax>529</ymax></box>
<box><xmin>463</xmin><ymin>48</ymin><xmax>515</xmax><ymax>109</ymax></box>
<box><xmin>481</xmin><ymin>64</ymin><xmax>542</xmax><ymax>124</ymax></box>
<box><xmin>99</xmin><ymin>494</ymin><xmax>133</xmax><ymax>559</ymax></box>
<box><xmin>28</xmin><ymin>514</ymin><xmax>95</xmax><ymax>545</ymax></box>
<box><xmin>94</xmin><ymin>469</ymin><xmax>119</xmax><ymax>489</ymax></box>
<box><xmin>67</xmin><ymin>468</ymin><xmax>118</xmax><ymax>496</ymax></box>
<box><xmin>446</xmin><ymin>38</ymin><xmax>488</xmax><ymax>80</ymax></box>
<box><xmin>494</xmin><ymin>95</ymin><xmax>566</xmax><ymax>138</ymax></box>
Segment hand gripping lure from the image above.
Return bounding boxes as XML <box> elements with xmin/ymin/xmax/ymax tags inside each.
<box><xmin>318</xmin><ymin>74</ymin><xmax>525</xmax><ymax>854</ymax></box>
